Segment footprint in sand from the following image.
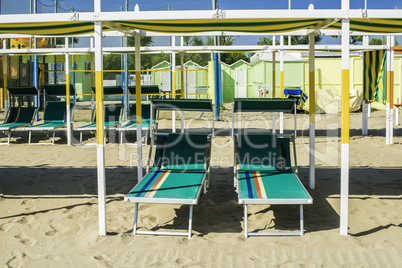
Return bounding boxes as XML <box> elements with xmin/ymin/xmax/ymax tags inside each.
<box><xmin>14</xmin><ymin>233</ymin><xmax>37</xmax><ymax>246</ymax></box>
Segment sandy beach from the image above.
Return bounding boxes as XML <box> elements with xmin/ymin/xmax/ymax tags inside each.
<box><xmin>1</xmin><ymin>104</ymin><xmax>402</xmax><ymax>267</ymax></box>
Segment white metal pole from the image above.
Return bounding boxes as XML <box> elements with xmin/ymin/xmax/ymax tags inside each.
<box><xmin>362</xmin><ymin>100</ymin><xmax>368</xmax><ymax>135</ymax></box>
<box><xmin>390</xmin><ymin>36</ymin><xmax>395</xmax><ymax>144</ymax></box>
<box><xmin>396</xmin><ymin>98</ymin><xmax>400</xmax><ymax>125</ymax></box>
<box><xmin>172</xmin><ymin>36</ymin><xmax>176</xmax><ymax>133</ymax></box>
<box><xmin>386</xmin><ymin>36</ymin><xmax>391</xmax><ymax>145</ymax></box>
<box><xmin>308</xmin><ymin>33</ymin><xmax>315</xmax><ymax>190</ymax></box>
<box><xmin>280</xmin><ymin>36</ymin><xmax>284</xmax><ymax>134</ymax></box>
<box><xmin>65</xmin><ymin>42</ymin><xmax>71</xmax><ymax>146</ymax></box>
<box><xmin>2</xmin><ymin>40</ymin><xmax>7</xmax><ymax>114</ymax></box>
<box><xmin>94</xmin><ymin>0</ymin><xmax>106</xmax><ymax>236</ymax></box>
<box><xmin>135</xmin><ymin>4</ymin><xmax>143</xmax><ymax>182</ymax></box>
<box><xmin>272</xmin><ymin>50</ymin><xmax>276</xmax><ymax>133</ymax></box>
<box><xmin>340</xmin><ymin>0</ymin><xmax>350</xmax><ymax>236</ymax></box>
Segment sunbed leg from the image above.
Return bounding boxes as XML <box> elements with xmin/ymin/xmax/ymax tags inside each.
<box><xmin>188</xmin><ymin>205</ymin><xmax>193</xmax><ymax>239</ymax></box>
<box><xmin>300</xmin><ymin>205</ymin><xmax>304</xmax><ymax>236</ymax></box>
<box><xmin>8</xmin><ymin>131</ymin><xmax>11</xmax><ymax>145</ymax></box>
<box><xmin>133</xmin><ymin>203</ymin><xmax>138</xmax><ymax>235</ymax></box>
<box><xmin>28</xmin><ymin>130</ymin><xmax>31</xmax><ymax>145</ymax></box>
<box><xmin>52</xmin><ymin>131</ymin><xmax>55</xmax><ymax>145</ymax></box>
<box><xmin>120</xmin><ymin>131</ymin><xmax>123</xmax><ymax>145</ymax></box>
<box><xmin>244</xmin><ymin>204</ymin><xmax>248</xmax><ymax>238</ymax></box>
<box><xmin>80</xmin><ymin>131</ymin><xmax>83</xmax><ymax>146</ymax></box>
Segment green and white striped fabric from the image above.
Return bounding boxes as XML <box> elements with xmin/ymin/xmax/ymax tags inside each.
<box><xmin>363</xmin><ymin>50</ymin><xmax>387</xmax><ymax>104</ymax></box>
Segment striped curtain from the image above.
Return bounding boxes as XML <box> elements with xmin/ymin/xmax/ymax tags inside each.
<box><xmin>363</xmin><ymin>50</ymin><xmax>387</xmax><ymax>104</ymax></box>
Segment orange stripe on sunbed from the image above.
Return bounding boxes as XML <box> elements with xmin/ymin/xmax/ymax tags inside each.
<box><xmin>145</xmin><ymin>170</ymin><xmax>171</xmax><ymax>198</ymax></box>
<box><xmin>253</xmin><ymin>171</ymin><xmax>267</xmax><ymax>199</ymax></box>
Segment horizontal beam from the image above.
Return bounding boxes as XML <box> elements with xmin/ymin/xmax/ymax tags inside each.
<box><xmin>0</xmin><ymin>44</ymin><xmax>391</xmax><ymax>55</ymax></box>
<box><xmin>0</xmin><ymin>9</ymin><xmax>402</xmax><ymax>25</ymax></box>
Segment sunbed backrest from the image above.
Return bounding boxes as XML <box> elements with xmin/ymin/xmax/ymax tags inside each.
<box><xmin>128</xmin><ymin>104</ymin><xmax>154</xmax><ymax>121</ymax></box>
<box><xmin>104</xmin><ymin>105</ymin><xmax>122</xmax><ymax>123</ymax></box>
<box><xmin>153</xmin><ymin>133</ymin><xmax>209</xmax><ymax>171</ymax></box>
<box><xmin>43</xmin><ymin>101</ymin><xmax>68</xmax><ymax>123</ymax></box>
<box><xmin>237</xmin><ymin>134</ymin><xmax>292</xmax><ymax>171</ymax></box>
<box><xmin>5</xmin><ymin>107</ymin><xmax>36</xmax><ymax>124</ymax></box>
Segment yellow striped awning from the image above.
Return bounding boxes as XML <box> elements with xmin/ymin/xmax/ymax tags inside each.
<box><xmin>1</xmin><ymin>18</ymin><xmax>402</xmax><ymax>36</ymax></box>
<box><xmin>329</xmin><ymin>19</ymin><xmax>402</xmax><ymax>33</ymax></box>
<box><xmin>107</xmin><ymin>18</ymin><xmax>325</xmax><ymax>34</ymax></box>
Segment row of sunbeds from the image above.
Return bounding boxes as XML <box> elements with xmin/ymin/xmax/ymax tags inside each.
<box><xmin>0</xmin><ymin>98</ymin><xmax>313</xmax><ymax>238</ymax></box>
<box><xmin>123</xmin><ymin>98</ymin><xmax>312</xmax><ymax>238</ymax></box>
<box><xmin>0</xmin><ymin>102</ymin><xmax>155</xmax><ymax>145</ymax></box>
<box><xmin>125</xmin><ymin>131</ymin><xmax>312</xmax><ymax>238</ymax></box>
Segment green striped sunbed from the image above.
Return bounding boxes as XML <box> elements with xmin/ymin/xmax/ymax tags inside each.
<box><xmin>74</xmin><ymin>105</ymin><xmax>122</xmax><ymax>145</ymax></box>
<box><xmin>231</xmin><ymin>98</ymin><xmax>297</xmax><ymax>138</ymax></box>
<box><xmin>125</xmin><ymin>133</ymin><xmax>211</xmax><ymax>238</ymax></box>
<box><xmin>25</xmin><ymin>101</ymin><xmax>72</xmax><ymax>145</ymax></box>
<box><xmin>117</xmin><ymin>104</ymin><xmax>157</xmax><ymax>145</ymax></box>
<box><xmin>0</xmin><ymin>107</ymin><xmax>36</xmax><ymax>145</ymax></box>
<box><xmin>151</xmin><ymin>98</ymin><xmax>215</xmax><ymax>137</ymax></box>
<box><xmin>235</xmin><ymin>134</ymin><xmax>312</xmax><ymax>237</ymax></box>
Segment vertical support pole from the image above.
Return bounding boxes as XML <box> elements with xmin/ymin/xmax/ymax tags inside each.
<box><xmin>279</xmin><ymin>36</ymin><xmax>284</xmax><ymax>134</ymax></box>
<box><xmin>124</xmin><ymin>52</ymin><xmax>129</xmax><ymax>120</ymax></box>
<box><xmin>172</xmin><ymin>36</ymin><xmax>176</xmax><ymax>132</ymax></box>
<box><xmin>181</xmin><ymin>52</ymin><xmax>184</xmax><ymax>99</ymax></box>
<box><xmin>181</xmin><ymin>36</ymin><xmax>185</xmax><ymax>99</ymax></box>
<box><xmin>390</xmin><ymin>36</ymin><xmax>395</xmax><ymax>144</ymax></box>
<box><xmin>272</xmin><ymin>50</ymin><xmax>276</xmax><ymax>134</ymax></box>
<box><xmin>309</xmin><ymin>33</ymin><xmax>316</xmax><ymax>190</ymax></box>
<box><xmin>340</xmin><ymin>2</ymin><xmax>350</xmax><ymax>236</ymax></box>
<box><xmin>2</xmin><ymin>40</ymin><xmax>8</xmax><ymax>114</ymax></box>
<box><xmin>33</xmin><ymin>39</ymin><xmax>39</xmax><ymax>120</ymax></box>
<box><xmin>272</xmin><ymin>51</ymin><xmax>276</xmax><ymax>98</ymax></box>
<box><xmin>362</xmin><ymin>101</ymin><xmax>368</xmax><ymax>135</ymax></box>
<box><xmin>95</xmin><ymin>0</ymin><xmax>106</xmax><ymax>236</ymax></box>
<box><xmin>90</xmin><ymin>51</ymin><xmax>95</xmax><ymax>121</ymax></box>
<box><xmin>386</xmin><ymin>36</ymin><xmax>391</xmax><ymax>145</ymax></box>
<box><xmin>134</xmin><ymin>5</ymin><xmax>143</xmax><ymax>182</ymax></box>
<box><xmin>244</xmin><ymin>204</ymin><xmax>248</xmax><ymax>238</ymax></box>
<box><xmin>65</xmin><ymin>48</ymin><xmax>71</xmax><ymax>146</ymax></box>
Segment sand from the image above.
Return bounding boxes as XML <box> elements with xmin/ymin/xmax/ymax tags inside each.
<box><xmin>1</xmin><ymin>104</ymin><xmax>402</xmax><ymax>267</ymax></box>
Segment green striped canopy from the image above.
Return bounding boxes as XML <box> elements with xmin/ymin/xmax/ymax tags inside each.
<box><xmin>109</xmin><ymin>18</ymin><xmax>324</xmax><ymax>34</ymax></box>
<box><xmin>363</xmin><ymin>50</ymin><xmax>387</xmax><ymax>104</ymax></box>
<box><xmin>328</xmin><ymin>19</ymin><xmax>402</xmax><ymax>34</ymax></box>
<box><xmin>1</xmin><ymin>18</ymin><xmax>402</xmax><ymax>36</ymax></box>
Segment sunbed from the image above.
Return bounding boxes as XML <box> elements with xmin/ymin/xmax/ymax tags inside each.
<box><xmin>117</xmin><ymin>103</ymin><xmax>157</xmax><ymax>145</ymax></box>
<box><xmin>234</xmin><ymin>133</ymin><xmax>312</xmax><ymax>237</ymax></box>
<box><xmin>74</xmin><ymin>105</ymin><xmax>122</xmax><ymax>145</ymax></box>
<box><xmin>90</xmin><ymin>86</ymin><xmax>124</xmax><ymax>121</ymax></box>
<box><xmin>128</xmin><ymin>85</ymin><xmax>161</xmax><ymax>101</ymax></box>
<box><xmin>151</xmin><ymin>98</ymin><xmax>215</xmax><ymax>137</ymax></box>
<box><xmin>0</xmin><ymin>107</ymin><xmax>36</xmax><ymax>144</ymax></box>
<box><xmin>25</xmin><ymin>101</ymin><xmax>73</xmax><ymax>145</ymax></box>
<box><xmin>125</xmin><ymin>133</ymin><xmax>211</xmax><ymax>238</ymax></box>
<box><xmin>231</xmin><ymin>98</ymin><xmax>297</xmax><ymax>138</ymax></box>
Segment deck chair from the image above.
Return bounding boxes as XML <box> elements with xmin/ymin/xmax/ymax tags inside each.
<box><xmin>25</xmin><ymin>101</ymin><xmax>73</xmax><ymax>145</ymax></box>
<box><xmin>234</xmin><ymin>133</ymin><xmax>312</xmax><ymax>237</ymax></box>
<box><xmin>117</xmin><ymin>103</ymin><xmax>157</xmax><ymax>145</ymax></box>
<box><xmin>0</xmin><ymin>107</ymin><xmax>36</xmax><ymax>144</ymax></box>
<box><xmin>75</xmin><ymin>105</ymin><xmax>122</xmax><ymax>145</ymax></box>
<box><xmin>125</xmin><ymin>133</ymin><xmax>211</xmax><ymax>238</ymax></box>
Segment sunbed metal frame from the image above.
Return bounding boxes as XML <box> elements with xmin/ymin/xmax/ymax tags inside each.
<box><xmin>74</xmin><ymin>104</ymin><xmax>122</xmax><ymax>146</ymax></box>
<box><xmin>151</xmin><ymin>98</ymin><xmax>215</xmax><ymax>139</ymax></box>
<box><xmin>117</xmin><ymin>103</ymin><xmax>157</xmax><ymax>145</ymax></box>
<box><xmin>125</xmin><ymin>132</ymin><xmax>212</xmax><ymax>239</ymax></box>
<box><xmin>232</xmin><ymin>99</ymin><xmax>312</xmax><ymax>237</ymax></box>
<box><xmin>25</xmin><ymin>101</ymin><xmax>74</xmax><ymax>145</ymax></box>
<box><xmin>0</xmin><ymin>107</ymin><xmax>37</xmax><ymax>145</ymax></box>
